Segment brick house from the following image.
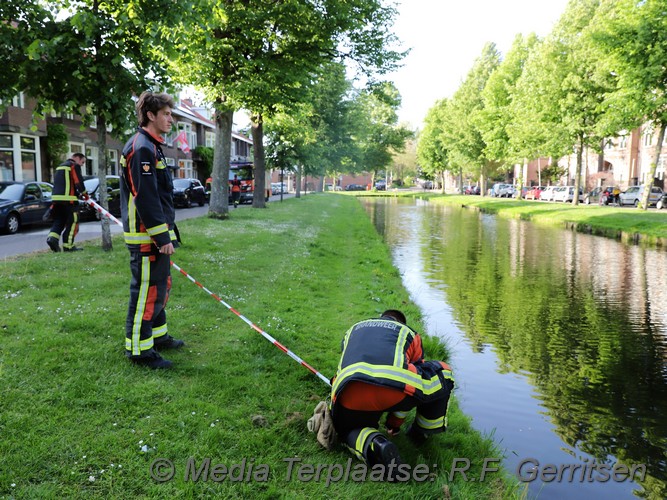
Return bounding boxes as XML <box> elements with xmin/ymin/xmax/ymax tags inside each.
<box><xmin>0</xmin><ymin>92</ymin><xmax>252</xmax><ymax>184</ymax></box>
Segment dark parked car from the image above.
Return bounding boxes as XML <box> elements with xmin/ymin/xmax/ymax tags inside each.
<box><xmin>172</xmin><ymin>178</ymin><xmax>206</xmax><ymax>207</ymax></box>
<box><xmin>345</xmin><ymin>184</ymin><xmax>366</xmax><ymax>191</ymax></box>
<box><xmin>0</xmin><ymin>181</ymin><xmax>54</xmax><ymax>234</ymax></box>
<box><xmin>79</xmin><ymin>175</ymin><xmax>122</xmax><ymax>221</ymax></box>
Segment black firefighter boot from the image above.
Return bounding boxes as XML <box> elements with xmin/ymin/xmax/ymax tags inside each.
<box><xmin>366</xmin><ymin>434</ymin><xmax>403</xmax><ymax>480</ymax></box>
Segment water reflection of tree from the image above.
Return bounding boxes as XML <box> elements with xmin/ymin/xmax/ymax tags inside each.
<box><xmin>414</xmin><ymin>206</ymin><xmax>667</xmax><ymax>497</ymax></box>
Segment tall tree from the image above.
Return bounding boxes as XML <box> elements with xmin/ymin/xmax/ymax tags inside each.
<box><xmin>481</xmin><ymin>33</ymin><xmax>539</xmax><ymax>195</ymax></box>
<box><xmin>176</xmin><ymin>0</ymin><xmax>403</xmax><ymax>215</ymax></box>
<box><xmin>512</xmin><ymin>0</ymin><xmax>611</xmax><ymax>206</ymax></box>
<box><xmin>357</xmin><ymin>82</ymin><xmax>413</xmax><ymax>185</ymax></box>
<box><xmin>417</xmin><ymin>99</ymin><xmax>452</xmax><ymax>191</ymax></box>
<box><xmin>591</xmin><ymin>0</ymin><xmax>667</xmax><ymax>210</ymax></box>
<box><xmin>5</xmin><ymin>0</ymin><xmax>188</xmax><ymax>249</ymax></box>
<box><xmin>448</xmin><ymin>43</ymin><xmax>501</xmax><ymax>195</ymax></box>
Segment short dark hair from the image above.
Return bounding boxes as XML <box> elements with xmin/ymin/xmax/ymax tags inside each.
<box><xmin>136</xmin><ymin>91</ymin><xmax>175</xmax><ymax>127</ymax></box>
<box><xmin>381</xmin><ymin>309</ymin><xmax>406</xmax><ymax>324</ymax></box>
<box><xmin>72</xmin><ymin>152</ymin><xmax>86</xmax><ymax>161</ymax></box>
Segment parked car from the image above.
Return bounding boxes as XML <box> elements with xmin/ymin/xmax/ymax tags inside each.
<box><xmin>491</xmin><ymin>183</ymin><xmax>515</xmax><ymax>198</ymax></box>
<box><xmin>0</xmin><ymin>181</ymin><xmax>54</xmax><ymax>234</ymax></box>
<box><xmin>618</xmin><ymin>185</ymin><xmax>663</xmax><ymax>207</ymax></box>
<box><xmin>553</xmin><ymin>186</ymin><xmax>583</xmax><ymax>203</ymax></box>
<box><xmin>540</xmin><ymin>186</ymin><xmax>557</xmax><ymax>201</ymax></box>
<box><xmin>345</xmin><ymin>184</ymin><xmax>366</xmax><ymax>191</ymax></box>
<box><xmin>79</xmin><ymin>175</ymin><xmax>121</xmax><ymax>221</ymax></box>
<box><xmin>374</xmin><ymin>179</ymin><xmax>387</xmax><ymax>191</ymax></box>
<box><xmin>463</xmin><ymin>185</ymin><xmax>480</xmax><ymax>195</ymax></box>
<box><xmin>525</xmin><ymin>186</ymin><xmax>544</xmax><ymax>200</ymax></box>
<box><xmin>271</xmin><ymin>182</ymin><xmax>288</xmax><ymax>195</ymax></box>
<box><xmin>172</xmin><ymin>178</ymin><xmax>206</xmax><ymax>208</ymax></box>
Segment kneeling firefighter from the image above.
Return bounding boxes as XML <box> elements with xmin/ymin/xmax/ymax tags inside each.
<box><xmin>330</xmin><ymin>309</ymin><xmax>454</xmax><ymax>471</ymax></box>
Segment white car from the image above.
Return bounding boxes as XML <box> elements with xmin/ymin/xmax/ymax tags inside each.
<box><xmin>618</xmin><ymin>185</ymin><xmax>663</xmax><ymax>206</ymax></box>
<box><xmin>553</xmin><ymin>186</ymin><xmax>583</xmax><ymax>203</ymax></box>
<box><xmin>540</xmin><ymin>186</ymin><xmax>557</xmax><ymax>201</ymax></box>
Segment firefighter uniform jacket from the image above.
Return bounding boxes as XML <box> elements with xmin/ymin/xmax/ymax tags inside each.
<box><xmin>331</xmin><ymin>317</ymin><xmax>454</xmax><ymax>404</ymax></box>
<box><xmin>120</xmin><ymin>128</ymin><xmax>178</xmax><ymax>252</ymax></box>
<box><xmin>52</xmin><ymin>159</ymin><xmax>86</xmax><ymax>203</ymax></box>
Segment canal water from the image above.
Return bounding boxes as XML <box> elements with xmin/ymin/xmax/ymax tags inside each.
<box><xmin>361</xmin><ymin>197</ymin><xmax>667</xmax><ymax>500</ymax></box>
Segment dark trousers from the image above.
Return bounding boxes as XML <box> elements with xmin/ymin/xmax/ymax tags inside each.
<box><xmin>125</xmin><ymin>248</ymin><xmax>171</xmax><ymax>356</ymax></box>
<box><xmin>332</xmin><ymin>379</ymin><xmax>453</xmax><ymax>462</ymax></box>
<box><xmin>48</xmin><ymin>202</ymin><xmax>79</xmax><ymax>249</ymax></box>
<box><xmin>232</xmin><ymin>191</ymin><xmax>241</xmax><ymax>206</ymax></box>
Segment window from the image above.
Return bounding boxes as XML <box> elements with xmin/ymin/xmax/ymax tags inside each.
<box><xmin>86</xmin><ymin>146</ymin><xmax>98</xmax><ymax>176</ymax></box>
<box><xmin>108</xmin><ymin>150</ymin><xmax>118</xmax><ymax>175</ymax></box>
<box><xmin>12</xmin><ymin>93</ymin><xmax>25</xmax><ymax>109</ymax></box>
<box><xmin>619</xmin><ymin>135</ymin><xmax>628</xmax><ymax>148</ymax></box>
<box><xmin>0</xmin><ymin>134</ymin><xmax>14</xmax><ymax>181</ymax></box>
<box><xmin>178</xmin><ymin>159</ymin><xmax>194</xmax><ymax>178</ymax></box>
<box><xmin>643</xmin><ymin>130</ymin><xmax>653</xmax><ymax>147</ymax></box>
<box><xmin>21</xmin><ymin>136</ymin><xmax>37</xmax><ymax>181</ymax></box>
<box><xmin>206</xmin><ymin>131</ymin><xmax>215</xmax><ymax>148</ymax></box>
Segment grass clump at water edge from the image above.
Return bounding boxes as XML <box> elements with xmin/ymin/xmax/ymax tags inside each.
<box><xmin>0</xmin><ymin>193</ymin><xmax>524</xmax><ymax>499</ymax></box>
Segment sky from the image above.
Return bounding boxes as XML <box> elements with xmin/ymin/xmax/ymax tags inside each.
<box><xmin>388</xmin><ymin>0</ymin><xmax>572</xmax><ymax>129</ymax></box>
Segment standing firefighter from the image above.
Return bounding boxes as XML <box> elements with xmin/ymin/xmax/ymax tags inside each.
<box><xmin>330</xmin><ymin>309</ymin><xmax>454</xmax><ymax>478</ymax></box>
<box><xmin>230</xmin><ymin>174</ymin><xmax>241</xmax><ymax>208</ymax></box>
<box><xmin>120</xmin><ymin>91</ymin><xmax>184</xmax><ymax>369</ymax></box>
<box><xmin>46</xmin><ymin>153</ymin><xmax>88</xmax><ymax>252</ymax></box>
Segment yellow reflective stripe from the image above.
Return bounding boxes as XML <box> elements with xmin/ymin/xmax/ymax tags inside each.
<box><xmin>52</xmin><ymin>195</ymin><xmax>77</xmax><ymax>201</ymax></box>
<box><xmin>356</xmin><ymin>427</ymin><xmax>376</xmax><ymax>459</ymax></box>
<box><xmin>416</xmin><ymin>413</ymin><xmax>444</xmax><ymax>430</ymax></box>
<box><xmin>130</xmin><ymin>256</ymin><xmax>151</xmax><ymax>355</ymax></box>
<box><xmin>146</xmin><ymin>223</ymin><xmax>169</xmax><ymax>236</ymax></box>
<box><xmin>393</xmin><ymin>324</ymin><xmax>410</xmax><ymax>366</ymax></box>
<box><xmin>57</xmin><ymin>166</ymin><xmax>72</xmax><ymax>197</ymax></box>
<box><xmin>169</xmin><ymin>230</ymin><xmax>177</xmax><ymax>240</ymax></box>
<box><xmin>128</xmin><ymin>196</ymin><xmax>137</xmax><ymax>230</ymax></box>
<box><xmin>124</xmin><ymin>232</ymin><xmax>153</xmax><ymax>244</ymax></box>
<box><xmin>126</xmin><ymin>337</ymin><xmax>153</xmax><ymax>351</ymax></box>
<box><xmin>152</xmin><ymin>324</ymin><xmax>168</xmax><ymax>338</ymax></box>
<box><xmin>336</xmin><ymin>362</ymin><xmax>423</xmax><ymax>391</ymax></box>
<box><xmin>391</xmin><ymin>411</ymin><xmax>408</xmax><ymax>419</ymax></box>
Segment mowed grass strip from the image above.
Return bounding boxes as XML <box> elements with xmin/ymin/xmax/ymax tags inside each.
<box><xmin>0</xmin><ymin>194</ymin><xmax>522</xmax><ymax>499</ymax></box>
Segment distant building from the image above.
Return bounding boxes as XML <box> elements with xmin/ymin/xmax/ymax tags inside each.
<box><xmin>0</xmin><ymin>92</ymin><xmax>252</xmax><ymax>184</ymax></box>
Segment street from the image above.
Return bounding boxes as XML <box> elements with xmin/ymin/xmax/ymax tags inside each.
<box><xmin>0</xmin><ymin>194</ymin><xmax>293</xmax><ymax>259</ymax></box>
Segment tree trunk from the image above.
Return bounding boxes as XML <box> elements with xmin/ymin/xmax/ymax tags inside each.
<box><xmin>573</xmin><ymin>135</ymin><xmax>583</xmax><ymax>207</ymax></box>
<box><xmin>209</xmin><ymin>102</ymin><xmax>233</xmax><ymax>219</ymax></box>
<box><xmin>250</xmin><ymin>113</ymin><xmax>267</xmax><ymax>208</ymax></box>
<box><xmin>97</xmin><ymin>113</ymin><xmax>112</xmax><ymax>250</ymax></box>
<box><xmin>295</xmin><ymin>166</ymin><xmax>302</xmax><ymax>198</ymax></box>
<box><xmin>640</xmin><ymin>121</ymin><xmax>665</xmax><ymax>211</ymax></box>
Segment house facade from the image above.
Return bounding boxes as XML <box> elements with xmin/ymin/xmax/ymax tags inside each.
<box><xmin>514</xmin><ymin>124</ymin><xmax>667</xmax><ymax>191</ymax></box>
<box><xmin>0</xmin><ymin>93</ymin><xmax>253</xmax><ymax>184</ymax></box>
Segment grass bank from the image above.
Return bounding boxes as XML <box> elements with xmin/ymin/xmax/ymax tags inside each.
<box><xmin>346</xmin><ymin>190</ymin><xmax>667</xmax><ymax>247</ymax></box>
<box><xmin>0</xmin><ymin>194</ymin><xmax>521</xmax><ymax>499</ymax></box>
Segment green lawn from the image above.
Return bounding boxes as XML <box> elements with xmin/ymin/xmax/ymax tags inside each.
<box><xmin>0</xmin><ymin>194</ymin><xmax>522</xmax><ymax>499</ymax></box>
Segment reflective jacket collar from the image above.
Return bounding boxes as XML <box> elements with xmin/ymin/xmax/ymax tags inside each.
<box><xmin>138</xmin><ymin>126</ymin><xmax>166</xmax><ymax>146</ymax></box>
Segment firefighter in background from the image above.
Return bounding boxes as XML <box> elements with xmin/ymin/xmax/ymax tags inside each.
<box><xmin>120</xmin><ymin>91</ymin><xmax>184</xmax><ymax>370</ymax></box>
<box><xmin>230</xmin><ymin>174</ymin><xmax>242</xmax><ymax>208</ymax></box>
<box><xmin>330</xmin><ymin>309</ymin><xmax>454</xmax><ymax>475</ymax></box>
<box><xmin>46</xmin><ymin>152</ymin><xmax>88</xmax><ymax>252</ymax></box>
